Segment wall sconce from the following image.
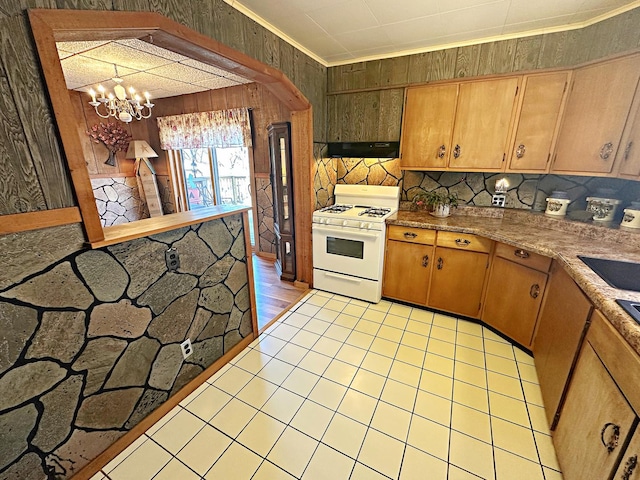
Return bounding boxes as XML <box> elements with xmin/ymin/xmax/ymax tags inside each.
<box><xmin>495</xmin><ymin>178</ymin><xmax>509</xmax><ymax>194</ymax></box>
<box><xmin>492</xmin><ymin>178</ymin><xmax>509</xmax><ymax>207</ymax></box>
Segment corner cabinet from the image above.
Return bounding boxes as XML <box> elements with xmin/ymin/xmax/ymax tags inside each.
<box><xmin>268</xmin><ymin>122</ymin><xmax>296</xmax><ymax>281</ymax></box>
<box><xmin>552</xmin><ymin>54</ymin><xmax>640</xmax><ymax>175</ymax></box>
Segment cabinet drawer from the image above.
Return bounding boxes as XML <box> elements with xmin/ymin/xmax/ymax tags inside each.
<box><xmin>436</xmin><ymin>231</ymin><xmax>492</xmax><ymax>253</ymax></box>
<box><xmin>388</xmin><ymin>225</ymin><xmax>436</xmax><ymax>245</ymax></box>
<box><xmin>494</xmin><ymin>242</ymin><xmax>551</xmax><ymax>272</ymax></box>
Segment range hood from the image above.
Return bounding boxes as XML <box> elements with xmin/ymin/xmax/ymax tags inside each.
<box><xmin>327</xmin><ymin>141</ymin><xmax>400</xmax><ymax>158</ymax></box>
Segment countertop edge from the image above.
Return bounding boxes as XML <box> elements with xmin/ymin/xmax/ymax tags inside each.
<box><xmin>387</xmin><ymin>213</ymin><xmax>640</xmax><ymax>356</ymax></box>
<box><xmin>91</xmin><ymin>206</ymin><xmax>250</xmax><ymax>248</ymax></box>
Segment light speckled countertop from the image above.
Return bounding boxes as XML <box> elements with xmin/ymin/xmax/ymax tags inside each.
<box><xmin>387</xmin><ymin>208</ymin><xmax>640</xmax><ymax>354</ymax></box>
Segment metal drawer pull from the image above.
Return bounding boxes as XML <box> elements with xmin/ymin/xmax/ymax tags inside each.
<box><xmin>601</xmin><ymin>423</ymin><xmax>621</xmax><ymax>453</ymax></box>
<box><xmin>600</xmin><ymin>142</ymin><xmax>614</xmax><ymax>160</ymax></box>
<box><xmin>455</xmin><ymin>238</ymin><xmax>471</xmax><ymax>247</ymax></box>
<box><xmin>622</xmin><ymin>455</ymin><xmax>638</xmax><ymax>480</ymax></box>
<box><xmin>514</xmin><ymin>249</ymin><xmax>530</xmax><ymax>259</ymax></box>
<box><xmin>624</xmin><ymin>141</ymin><xmax>634</xmax><ymax>161</ymax></box>
<box><xmin>529</xmin><ymin>284</ymin><xmax>540</xmax><ymax>299</ymax></box>
<box><xmin>516</xmin><ymin>144</ymin><xmax>526</xmax><ymax>158</ymax></box>
<box><xmin>453</xmin><ymin>144</ymin><xmax>461</xmax><ymax>159</ymax></box>
<box><xmin>422</xmin><ymin>255</ymin><xmax>429</xmax><ymax>267</ymax></box>
<box><xmin>404</xmin><ymin>232</ymin><xmax>418</xmax><ymax>239</ymax></box>
<box><xmin>437</xmin><ymin>258</ymin><xmax>443</xmax><ymax>270</ymax></box>
<box><xmin>438</xmin><ymin>145</ymin><xmax>446</xmax><ymax>159</ymax></box>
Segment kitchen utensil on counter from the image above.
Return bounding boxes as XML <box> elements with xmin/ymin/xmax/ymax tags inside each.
<box><xmin>545</xmin><ymin>191</ymin><xmax>570</xmax><ymax>216</ymax></box>
<box><xmin>586</xmin><ymin>197</ymin><xmax>621</xmax><ymax>222</ymax></box>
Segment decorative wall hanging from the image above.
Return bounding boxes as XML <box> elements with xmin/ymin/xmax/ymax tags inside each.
<box><xmin>86</xmin><ymin>122</ymin><xmax>132</xmax><ymax>166</ymax></box>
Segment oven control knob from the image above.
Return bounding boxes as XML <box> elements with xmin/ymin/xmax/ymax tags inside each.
<box><xmin>359</xmin><ymin>222</ymin><xmax>368</xmax><ymax>229</ymax></box>
<box><xmin>342</xmin><ymin>220</ymin><xmax>348</xmax><ymax>227</ymax></box>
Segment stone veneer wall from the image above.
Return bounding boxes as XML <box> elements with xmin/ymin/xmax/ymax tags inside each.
<box><xmin>91</xmin><ymin>178</ymin><xmax>149</xmax><ymax>227</ymax></box>
<box><xmin>315</xmin><ymin>156</ymin><xmax>640</xmax><ymax>213</ymax></box>
<box><xmin>255</xmin><ymin>176</ymin><xmax>276</xmax><ymax>254</ymax></box>
<box><xmin>0</xmin><ymin>214</ymin><xmax>252</xmax><ymax>479</ymax></box>
<box><xmin>313</xmin><ymin>143</ymin><xmax>337</xmax><ymax>209</ymax></box>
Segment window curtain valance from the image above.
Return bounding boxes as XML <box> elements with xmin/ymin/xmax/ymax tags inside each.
<box><xmin>156</xmin><ymin>107</ymin><xmax>252</xmax><ymax>150</ymax></box>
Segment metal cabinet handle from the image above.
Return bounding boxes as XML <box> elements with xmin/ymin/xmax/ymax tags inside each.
<box><xmin>529</xmin><ymin>284</ymin><xmax>540</xmax><ymax>299</ymax></box>
<box><xmin>404</xmin><ymin>232</ymin><xmax>418</xmax><ymax>239</ymax></box>
<box><xmin>516</xmin><ymin>144</ymin><xmax>526</xmax><ymax>158</ymax></box>
<box><xmin>624</xmin><ymin>141</ymin><xmax>634</xmax><ymax>161</ymax></box>
<box><xmin>453</xmin><ymin>144</ymin><xmax>461</xmax><ymax>159</ymax></box>
<box><xmin>600</xmin><ymin>142</ymin><xmax>614</xmax><ymax>160</ymax></box>
<box><xmin>438</xmin><ymin>145</ymin><xmax>446</xmax><ymax>159</ymax></box>
<box><xmin>422</xmin><ymin>255</ymin><xmax>429</xmax><ymax>267</ymax></box>
<box><xmin>455</xmin><ymin>238</ymin><xmax>471</xmax><ymax>247</ymax></box>
<box><xmin>621</xmin><ymin>455</ymin><xmax>638</xmax><ymax>480</ymax></box>
<box><xmin>601</xmin><ymin>423</ymin><xmax>621</xmax><ymax>453</ymax></box>
<box><xmin>437</xmin><ymin>257</ymin><xmax>443</xmax><ymax>270</ymax></box>
<box><xmin>514</xmin><ymin>249</ymin><xmax>530</xmax><ymax>259</ymax></box>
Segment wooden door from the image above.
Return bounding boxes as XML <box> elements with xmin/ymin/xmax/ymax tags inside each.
<box><xmin>554</xmin><ymin>343</ymin><xmax>636</xmax><ymax>480</ymax></box>
<box><xmin>382</xmin><ymin>240</ymin><xmax>433</xmax><ymax>305</ymax></box>
<box><xmin>449</xmin><ymin>77</ymin><xmax>519</xmax><ymax>171</ymax></box>
<box><xmin>532</xmin><ymin>261</ymin><xmax>593</xmax><ymax>429</ymax></box>
<box><xmin>428</xmin><ymin>247</ymin><xmax>488</xmax><ymax>318</ymax></box>
<box><xmin>553</xmin><ymin>54</ymin><xmax>640</xmax><ymax>174</ymax></box>
<box><xmin>399</xmin><ymin>84</ymin><xmax>458</xmax><ymax>169</ymax></box>
<box><xmin>482</xmin><ymin>257</ymin><xmax>548</xmax><ymax>348</ymax></box>
<box><xmin>613</xmin><ymin>426</ymin><xmax>640</xmax><ymax>480</ymax></box>
<box><xmin>507</xmin><ymin>71</ymin><xmax>570</xmax><ymax>172</ymax></box>
<box><xmin>617</xmin><ymin>93</ymin><xmax>640</xmax><ymax>178</ymax></box>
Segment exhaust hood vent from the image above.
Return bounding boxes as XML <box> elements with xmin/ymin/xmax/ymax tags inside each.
<box><xmin>327</xmin><ymin>142</ymin><xmax>400</xmax><ymax>158</ymax></box>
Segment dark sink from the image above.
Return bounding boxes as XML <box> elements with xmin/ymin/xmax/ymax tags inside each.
<box><xmin>578</xmin><ymin>256</ymin><xmax>640</xmax><ymax>292</ymax></box>
<box><xmin>616</xmin><ymin>300</ymin><xmax>640</xmax><ymax>325</ymax></box>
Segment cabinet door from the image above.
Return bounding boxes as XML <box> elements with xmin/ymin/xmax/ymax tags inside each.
<box><xmin>554</xmin><ymin>343</ymin><xmax>636</xmax><ymax>480</ymax></box>
<box><xmin>482</xmin><ymin>257</ymin><xmax>548</xmax><ymax>348</ymax></box>
<box><xmin>400</xmin><ymin>84</ymin><xmax>458</xmax><ymax>169</ymax></box>
<box><xmin>532</xmin><ymin>261</ymin><xmax>593</xmax><ymax>429</ymax></box>
<box><xmin>553</xmin><ymin>54</ymin><xmax>640</xmax><ymax>174</ymax></box>
<box><xmin>507</xmin><ymin>72</ymin><xmax>569</xmax><ymax>172</ymax></box>
<box><xmin>613</xmin><ymin>426</ymin><xmax>640</xmax><ymax>480</ymax></box>
<box><xmin>449</xmin><ymin>77</ymin><xmax>519</xmax><ymax>171</ymax></box>
<box><xmin>428</xmin><ymin>247</ymin><xmax>488</xmax><ymax>318</ymax></box>
<box><xmin>382</xmin><ymin>240</ymin><xmax>432</xmax><ymax>305</ymax></box>
<box><xmin>617</xmin><ymin>94</ymin><xmax>640</xmax><ymax>178</ymax></box>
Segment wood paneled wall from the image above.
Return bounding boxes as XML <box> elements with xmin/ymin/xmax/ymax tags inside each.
<box><xmin>0</xmin><ymin>0</ymin><xmax>326</xmax><ymax>218</ymax></box>
<box><xmin>327</xmin><ymin>7</ymin><xmax>640</xmax><ymax>142</ymax></box>
<box><xmin>149</xmin><ymin>83</ymin><xmax>290</xmax><ymax>175</ymax></box>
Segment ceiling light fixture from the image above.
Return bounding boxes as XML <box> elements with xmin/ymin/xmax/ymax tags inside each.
<box><xmin>88</xmin><ymin>65</ymin><xmax>154</xmax><ymax>123</ymax></box>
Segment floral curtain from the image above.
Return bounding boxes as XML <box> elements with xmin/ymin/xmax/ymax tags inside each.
<box><xmin>156</xmin><ymin>108</ymin><xmax>252</xmax><ymax>150</ymax></box>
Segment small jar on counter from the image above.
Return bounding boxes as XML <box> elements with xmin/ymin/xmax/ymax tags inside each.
<box><xmin>545</xmin><ymin>191</ymin><xmax>570</xmax><ymax>216</ymax></box>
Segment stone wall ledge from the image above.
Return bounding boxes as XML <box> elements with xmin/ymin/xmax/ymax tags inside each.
<box><xmin>388</xmin><ymin>208</ymin><xmax>640</xmax><ymax>357</ymax></box>
<box><xmin>93</xmin><ymin>205</ymin><xmax>250</xmax><ymax>249</ymax></box>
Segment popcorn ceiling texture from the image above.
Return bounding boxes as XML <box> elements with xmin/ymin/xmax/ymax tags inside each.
<box><xmin>0</xmin><ymin>214</ymin><xmax>252</xmax><ymax>479</ymax></box>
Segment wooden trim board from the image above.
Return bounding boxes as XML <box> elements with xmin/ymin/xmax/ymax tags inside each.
<box><xmin>0</xmin><ymin>207</ymin><xmax>82</xmax><ymax>235</ymax></box>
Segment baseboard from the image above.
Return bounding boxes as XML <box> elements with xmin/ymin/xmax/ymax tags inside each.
<box><xmin>255</xmin><ymin>251</ymin><xmax>276</xmax><ymax>260</ymax></box>
<box><xmin>72</xmin><ymin>334</ymin><xmax>255</xmax><ymax>480</ymax></box>
<box><xmin>294</xmin><ymin>280</ymin><xmax>309</xmax><ymax>289</ymax></box>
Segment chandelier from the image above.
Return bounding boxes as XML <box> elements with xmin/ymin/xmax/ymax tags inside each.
<box><xmin>88</xmin><ymin>66</ymin><xmax>154</xmax><ymax>123</ymax></box>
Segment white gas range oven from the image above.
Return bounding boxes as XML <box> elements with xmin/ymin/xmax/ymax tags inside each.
<box><xmin>312</xmin><ymin>184</ymin><xmax>400</xmax><ymax>303</ymax></box>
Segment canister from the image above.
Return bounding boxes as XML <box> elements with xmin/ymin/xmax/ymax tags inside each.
<box><xmin>621</xmin><ymin>208</ymin><xmax>640</xmax><ymax>229</ymax></box>
<box><xmin>545</xmin><ymin>191</ymin><xmax>570</xmax><ymax>216</ymax></box>
<box><xmin>586</xmin><ymin>197</ymin><xmax>621</xmax><ymax>222</ymax></box>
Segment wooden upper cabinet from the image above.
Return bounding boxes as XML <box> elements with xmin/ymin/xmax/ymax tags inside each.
<box><xmin>507</xmin><ymin>71</ymin><xmax>570</xmax><ymax>172</ymax></box>
<box><xmin>400</xmin><ymin>84</ymin><xmax>458</xmax><ymax>169</ymax></box>
<box><xmin>617</xmin><ymin>83</ymin><xmax>640</xmax><ymax>179</ymax></box>
<box><xmin>552</xmin><ymin>54</ymin><xmax>640</xmax><ymax>175</ymax></box>
<box><xmin>448</xmin><ymin>77</ymin><xmax>519</xmax><ymax>171</ymax></box>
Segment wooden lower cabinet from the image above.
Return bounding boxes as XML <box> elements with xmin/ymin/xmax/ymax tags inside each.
<box><xmin>532</xmin><ymin>261</ymin><xmax>593</xmax><ymax>429</ymax></box>
<box><xmin>482</xmin><ymin>256</ymin><xmax>548</xmax><ymax>348</ymax></box>
<box><xmin>382</xmin><ymin>239</ymin><xmax>433</xmax><ymax>305</ymax></box>
<box><xmin>428</xmin><ymin>246</ymin><xmax>489</xmax><ymax>318</ymax></box>
<box><xmin>613</xmin><ymin>426</ymin><xmax>640</xmax><ymax>480</ymax></box>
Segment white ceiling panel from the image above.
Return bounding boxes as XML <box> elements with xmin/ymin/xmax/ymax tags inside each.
<box><xmin>146</xmin><ymin>63</ymin><xmax>217</xmax><ymax>83</ymax></box>
<box><xmin>115</xmin><ymin>39</ymin><xmax>189</xmax><ymax>62</ymax></box>
<box><xmin>60</xmin><ymin>56</ymin><xmax>138</xmax><ymax>89</ymax></box>
<box><xmin>81</xmin><ymin>43</ymin><xmax>174</xmax><ymax>71</ymax></box>
<box><xmin>228</xmin><ymin>0</ymin><xmax>639</xmax><ymax>65</ymax></box>
<box><xmin>56</xmin><ymin>40</ymin><xmax>109</xmax><ymax>54</ymax></box>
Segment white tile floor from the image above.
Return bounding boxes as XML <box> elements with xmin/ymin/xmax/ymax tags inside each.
<box><xmin>92</xmin><ymin>290</ymin><xmax>564</xmax><ymax>480</ymax></box>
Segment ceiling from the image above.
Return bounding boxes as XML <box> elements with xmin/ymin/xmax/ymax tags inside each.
<box><xmin>57</xmin><ymin>39</ymin><xmax>252</xmax><ymax>100</ymax></box>
<box><xmin>227</xmin><ymin>0</ymin><xmax>640</xmax><ymax>65</ymax></box>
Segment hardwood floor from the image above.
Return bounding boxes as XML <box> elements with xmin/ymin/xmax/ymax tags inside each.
<box><xmin>252</xmin><ymin>254</ymin><xmax>307</xmax><ymax>331</ymax></box>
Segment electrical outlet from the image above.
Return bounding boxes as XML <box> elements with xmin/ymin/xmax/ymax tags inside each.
<box><xmin>165</xmin><ymin>248</ymin><xmax>180</xmax><ymax>271</ymax></box>
<box><xmin>180</xmin><ymin>339</ymin><xmax>193</xmax><ymax>359</ymax></box>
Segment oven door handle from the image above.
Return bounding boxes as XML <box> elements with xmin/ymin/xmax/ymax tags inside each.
<box><xmin>324</xmin><ymin>272</ymin><xmax>362</xmax><ymax>283</ymax></box>
<box><xmin>312</xmin><ymin>226</ymin><xmax>379</xmax><ymax>239</ymax></box>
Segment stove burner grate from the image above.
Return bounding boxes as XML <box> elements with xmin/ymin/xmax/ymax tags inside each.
<box><xmin>319</xmin><ymin>204</ymin><xmax>353</xmax><ymax>214</ymax></box>
<box><xmin>359</xmin><ymin>207</ymin><xmax>391</xmax><ymax>217</ymax></box>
